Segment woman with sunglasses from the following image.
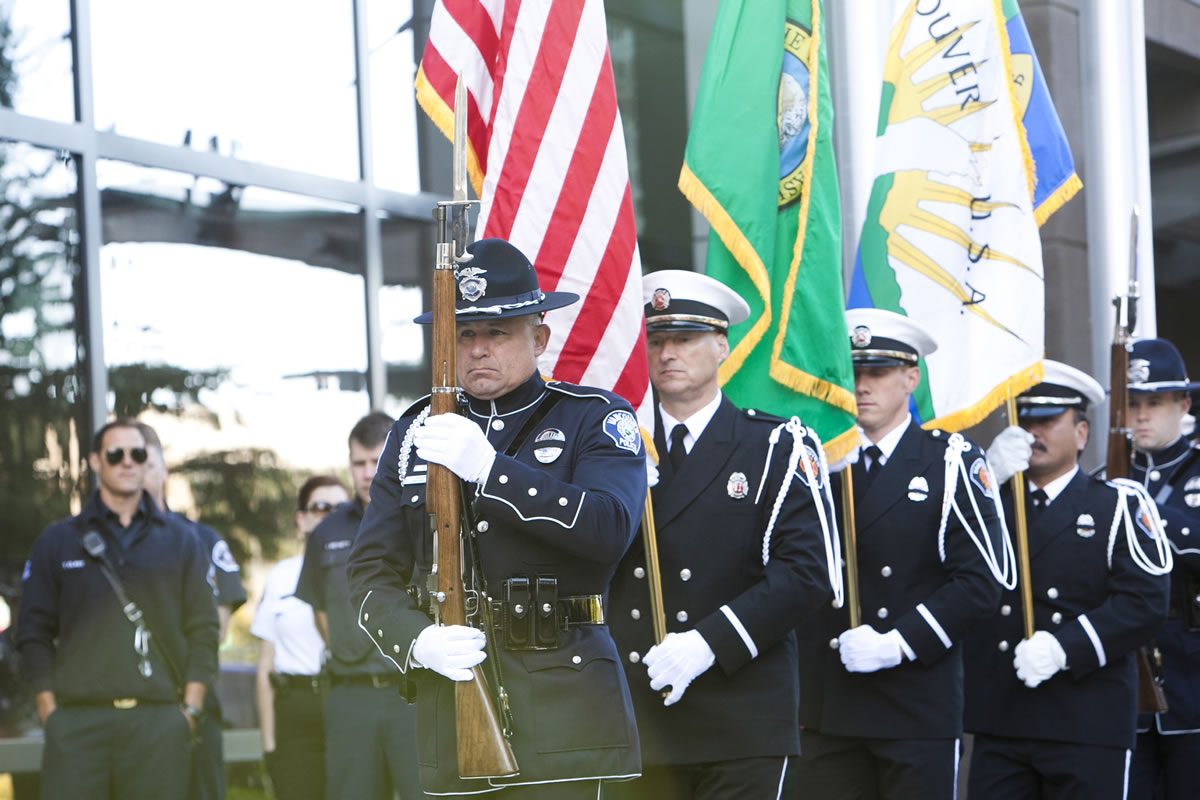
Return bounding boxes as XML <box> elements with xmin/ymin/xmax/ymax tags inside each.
<box><xmin>251</xmin><ymin>475</ymin><xmax>349</xmax><ymax>800</ymax></box>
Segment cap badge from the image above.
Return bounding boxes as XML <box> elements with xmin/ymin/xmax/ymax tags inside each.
<box><xmin>457</xmin><ymin>266</ymin><xmax>488</xmax><ymax>302</ymax></box>
<box><xmin>533</xmin><ymin>428</ymin><xmax>566</xmax><ymax>464</ymax></box>
<box><xmin>907</xmin><ymin>476</ymin><xmax>929</xmax><ymax>502</ymax></box>
<box><xmin>851</xmin><ymin>325</ymin><xmax>872</xmax><ymax>349</ymax></box>
<box><xmin>1076</xmin><ymin>513</ymin><xmax>1095</xmax><ymax>538</ymax></box>
<box><xmin>727</xmin><ymin>471</ymin><xmax>749</xmax><ymax>500</ymax></box>
<box><xmin>1128</xmin><ymin>358</ymin><xmax>1150</xmax><ymax>384</ymax></box>
<box><xmin>651</xmin><ymin>288</ymin><xmax>671</xmax><ymax>311</ymax></box>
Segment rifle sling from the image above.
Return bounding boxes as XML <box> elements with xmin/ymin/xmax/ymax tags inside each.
<box><xmin>502</xmin><ymin>391</ymin><xmax>565</xmax><ymax>459</ymax></box>
<box><xmin>1153</xmin><ymin>448</ymin><xmax>1200</xmax><ymax>506</ymax></box>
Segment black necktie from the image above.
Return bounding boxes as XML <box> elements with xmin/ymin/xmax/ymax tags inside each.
<box><xmin>669</xmin><ymin>424</ymin><xmax>689</xmax><ymax>473</ymax></box>
<box><xmin>1029</xmin><ymin>488</ymin><xmax>1049</xmax><ymax>518</ymax></box>
<box><xmin>863</xmin><ymin>445</ymin><xmax>883</xmax><ymax>486</ymax></box>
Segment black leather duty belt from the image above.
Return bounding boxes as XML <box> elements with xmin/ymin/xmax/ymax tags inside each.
<box><xmin>269</xmin><ymin>673</ymin><xmax>326</xmax><ymax>691</ymax></box>
<box><xmin>328</xmin><ymin>673</ymin><xmax>405</xmax><ymax>689</ymax></box>
<box><xmin>490</xmin><ymin>577</ymin><xmax>604</xmax><ymax>651</ymax></box>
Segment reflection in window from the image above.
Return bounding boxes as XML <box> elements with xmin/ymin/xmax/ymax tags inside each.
<box><xmin>0</xmin><ymin>141</ymin><xmax>84</xmax><ymax>612</ymax></box>
<box><xmin>369</xmin><ymin>0</ymin><xmax>420</xmax><ymax>193</ymax></box>
<box><xmin>97</xmin><ymin>161</ymin><xmax>370</xmax><ymax>644</ymax></box>
<box><xmin>91</xmin><ymin>0</ymin><xmax>359</xmax><ymax>180</ymax></box>
<box><xmin>0</xmin><ymin>0</ymin><xmax>75</xmax><ymax>121</ymax></box>
<box><xmin>380</xmin><ymin>209</ymin><xmax>433</xmax><ymax>413</ymax></box>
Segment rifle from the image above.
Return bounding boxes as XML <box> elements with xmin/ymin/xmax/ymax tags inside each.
<box><xmin>427</xmin><ymin>74</ymin><xmax>519</xmax><ymax>779</ymax></box>
<box><xmin>1106</xmin><ymin>208</ymin><xmax>1167</xmax><ymax>715</ymax></box>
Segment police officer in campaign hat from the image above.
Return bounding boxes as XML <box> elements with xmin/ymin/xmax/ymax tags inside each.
<box><xmin>295</xmin><ymin>411</ymin><xmax>422</xmax><ymax>800</ymax></box>
<box><xmin>348</xmin><ymin>237</ymin><xmax>646</xmax><ymax>797</ymax></box>
<box><xmin>16</xmin><ymin>419</ymin><xmax>219</xmax><ymax>800</ymax></box>
<box><xmin>964</xmin><ymin>361</ymin><xmax>1170</xmax><ymax>799</ymax></box>
<box><xmin>1122</xmin><ymin>339</ymin><xmax>1200</xmax><ymax>799</ymax></box>
<box><xmin>137</xmin><ymin>421</ymin><xmax>248</xmax><ymax>800</ymax></box>
<box><xmin>791</xmin><ymin>309</ymin><xmax>1013</xmax><ymax>800</ymax></box>
<box><xmin>606</xmin><ymin>270</ymin><xmax>839</xmax><ymax>799</ymax></box>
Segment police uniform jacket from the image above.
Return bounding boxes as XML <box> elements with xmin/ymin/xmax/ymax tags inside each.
<box><xmin>1132</xmin><ymin>436</ymin><xmax>1200</xmax><ymax>734</ymax></box>
<box><xmin>296</xmin><ymin>499</ymin><xmax>396</xmax><ymax>677</ymax></box>
<box><xmin>608</xmin><ymin>398</ymin><xmax>833</xmax><ymax>765</ymax></box>
<box><xmin>797</xmin><ymin>423</ymin><xmax>1004</xmax><ymax>740</ymax></box>
<box><xmin>347</xmin><ymin>373</ymin><xmax>646</xmax><ymax>794</ymax></box>
<box><xmin>964</xmin><ymin>469</ymin><xmax>1170</xmax><ymax>749</ymax></box>
<box><xmin>16</xmin><ymin>491</ymin><xmax>220</xmax><ymax>705</ymax></box>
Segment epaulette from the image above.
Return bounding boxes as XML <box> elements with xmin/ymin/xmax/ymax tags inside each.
<box><xmin>398</xmin><ymin>394</ymin><xmax>431</xmax><ymax>419</ymax></box>
<box><xmin>544</xmin><ymin>380</ymin><xmax>614</xmax><ymax>404</ymax></box>
<box><xmin>742</xmin><ymin>407</ymin><xmax>788</xmax><ymax>425</ymax></box>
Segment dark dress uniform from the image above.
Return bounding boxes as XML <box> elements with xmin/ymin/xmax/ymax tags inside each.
<box><xmin>964</xmin><ymin>471</ymin><xmax>1170</xmax><ymax>799</ymax></box>
<box><xmin>185</xmin><ymin>518</ymin><xmax>247</xmax><ymax>800</ymax></box>
<box><xmin>16</xmin><ymin>491</ymin><xmax>219</xmax><ymax>800</ymax></box>
<box><xmin>1130</xmin><ymin>435</ymin><xmax>1200</xmax><ymax>797</ymax></box>
<box><xmin>347</xmin><ymin>372</ymin><xmax>647</xmax><ymax>796</ymax></box>
<box><xmin>606</xmin><ymin>398</ymin><xmax>834</xmax><ymax>799</ymax></box>
<box><xmin>793</xmin><ymin>422</ymin><xmax>1006</xmax><ymax>800</ymax></box>
<box><xmin>295</xmin><ymin>498</ymin><xmax>422</xmax><ymax>800</ymax></box>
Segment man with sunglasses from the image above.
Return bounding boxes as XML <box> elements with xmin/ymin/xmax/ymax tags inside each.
<box><xmin>253</xmin><ymin>475</ymin><xmax>349</xmax><ymax>800</ymax></box>
<box><xmin>296</xmin><ymin>412</ymin><xmax>422</xmax><ymax>800</ymax></box>
<box><xmin>137</xmin><ymin>422</ymin><xmax>247</xmax><ymax>800</ymax></box>
<box><xmin>16</xmin><ymin>419</ymin><xmax>219</xmax><ymax>800</ymax></box>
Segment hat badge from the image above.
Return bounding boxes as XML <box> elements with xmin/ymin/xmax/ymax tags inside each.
<box><xmin>457</xmin><ymin>266</ymin><xmax>488</xmax><ymax>302</ymax></box>
<box><xmin>851</xmin><ymin>325</ymin><xmax>872</xmax><ymax>349</ymax></box>
<box><xmin>727</xmin><ymin>471</ymin><xmax>749</xmax><ymax>500</ymax></box>
<box><xmin>651</xmin><ymin>288</ymin><xmax>671</xmax><ymax>311</ymax></box>
<box><xmin>1128</xmin><ymin>358</ymin><xmax>1150</xmax><ymax>384</ymax></box>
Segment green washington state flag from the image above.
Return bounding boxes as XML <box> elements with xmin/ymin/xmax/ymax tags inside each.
<box><xmin>679</xmin><ymin>0</ymin><xmax>856</xmax><ymax>460</ymax></box>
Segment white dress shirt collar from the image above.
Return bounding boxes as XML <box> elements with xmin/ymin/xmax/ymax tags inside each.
<box><xmin>860</xmin><ymin>413</ymin><xmax>912</xmax><ymax>465</ymax></box>
<box><xmin>659</xmin><ymin>391</ymin><xmax>723</xmax><ymax>456</ymax></box>
<box><xmin>1029</xmin><ymin>464</ymin><xmax>1079</xmax><ymax>504</ymax></box>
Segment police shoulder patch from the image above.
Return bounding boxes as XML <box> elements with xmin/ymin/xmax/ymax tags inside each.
<box><xmin>969</xmin><ymin>457</ymin><xmax>996</xmax><ymax>499</ymax></box>
<box><xmin>793</xmin><ymin>445</ymin><xmax>824</xmax><ymax>489</ymax></box>
<box><xmin>212</xmin><ymin>540</ymin><xmax>240</xmax><ymax>573</ymax></box>
<box><xmin>603</xmin><ymin>409</ymin><xmax>642</xmax><ymax>454</ymax></box>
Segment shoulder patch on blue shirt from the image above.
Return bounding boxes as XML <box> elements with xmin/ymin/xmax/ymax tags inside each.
<box><xmin>969</xmin><ymin>457</ymin><xmax>996</xmax><ymax>499</ymax></box>
<box><xmin>603</xmin><ymin>409</ymin><xmax>642</xmax><ymax>454</ymax></box>
<box><xmin>212</xmin><ymin>540</ymin><xmax>240</xmax><ymax>572</ymax></box>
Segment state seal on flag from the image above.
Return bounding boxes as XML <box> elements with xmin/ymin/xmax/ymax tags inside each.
<box><xmin>778</xmin><ymin>19</ymin><xmax>813</xmax><ymax>208</ymax></box>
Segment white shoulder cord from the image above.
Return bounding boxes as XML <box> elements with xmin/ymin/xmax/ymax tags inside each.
<box><xmin>1106</xmin><ymin>478</ymin><xmax>1174</xmax><ymax>575</ymax></box>
<box><xmin>756</xmin><ymin>418</ymin><xmax>845</xmax><ymax>608</ymax></box>
<box><xmin>937</xmin><ymin>433</ymin><xmax>1018</xmax><ymax>590</ymax></box>
<box><xmin>397</xmin><ymin>406</ymin><xmax>431</xmax><ymax>483</ymax></box>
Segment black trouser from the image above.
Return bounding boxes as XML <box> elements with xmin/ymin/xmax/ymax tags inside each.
<box><xmin>605</xmin><ymin>758</ymin><xmax>788</xmax><ymax>800</ymax></box>
<box><xmin>324</xmin><ymin>682</ymin><xmax>422</xmax><ymax>800</ymax></box>
<box><xmin>969</xmin><ymin>734</ymin><xmax>1131</xmax><ymax>800</ymax></box>
<box><xmin>266</xmin><ymin>682</ymin><xmax>326</xmax><ymax>800</ymax></box>
<box><xmin>41</xmin><ymin>703</ymin><xmax>191</xmax><ymax>800</ymax></box>
<box><xmin>1130</xmin><ymin>729</ymin><xmax>1200</xmax><ymax>800</ymax></box>
<box><xmin>189</xmin><ymin>693</ymin><xmax>224</xmax><ymax>800</ymax></box>
<box><xmin>786</xmin><ymin>730</ymin><xmax>959</xmax><ymax>800</ymax></box>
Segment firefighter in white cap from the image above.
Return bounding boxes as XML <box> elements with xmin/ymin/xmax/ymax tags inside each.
<box><xmin>607</xmin><ymin>270</ymin><xmax>840</xmax><ymax>799</ymax></box>
<box><xmin>792</xmin><ymin>308</ymin><xmax>1013</xmax><ymax>800</ymax></box>
<box><xmin>963</xmin><ymin>360</ymin><xmax>1170</xmax><ymax>799</ymax></box>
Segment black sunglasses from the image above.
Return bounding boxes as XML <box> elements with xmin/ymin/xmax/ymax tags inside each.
<box><xmin>305</xmin><ymin>501</ymin><xmax>337</xmax><ymax>515</ymax></box>
<box><xmin>105</xmin><ymin>447</ymin><xmax>148</xmax><ymax>466</ymax></box>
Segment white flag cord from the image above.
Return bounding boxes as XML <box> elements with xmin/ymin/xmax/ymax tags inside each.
<box><xmin>938</xmin><ymin>433</ymin><xmax>1019</xmax><ymax>590</ymax></box>
<box><xmin>1106</xmin><ymin>478</ymin><xmax>1173</xmax><ymax>576</ymax></box>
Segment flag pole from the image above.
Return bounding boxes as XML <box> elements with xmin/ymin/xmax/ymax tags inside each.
<box><xmin>1005</xmin><ymin>394</ymin><xmax>1036</xmax><ymax>640</ymax></box>
<box><xmin>840</xmin><ymin>468</ymin><xmax>861</xmax><ymax>628</ymax></box>
<box><xmin>641</xmin><ymin>492</ymin><xmax>668</xmax><ymax>644</ymax></box>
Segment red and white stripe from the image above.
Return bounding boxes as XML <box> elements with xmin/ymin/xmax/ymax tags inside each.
<box><xmin>417</xmin><ymin>0</ymin><xmax>651</xmax><ymax>428</ymax></box>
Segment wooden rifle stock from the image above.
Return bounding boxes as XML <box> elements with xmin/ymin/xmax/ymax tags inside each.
<box><xmin>426</xmin><ymin>74</ymin><xmax>518</xmax><ymax>779</ymax></box>
<box><xmin>1106</xmin><ymin>208</ymin><xmax>1166</xmax><ymax>714</ymax></box>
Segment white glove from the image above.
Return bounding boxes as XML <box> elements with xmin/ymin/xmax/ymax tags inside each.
<box><xmin>1013</xmin><ymin>630</ymin><xmax>1067</xmax><ymax>688</ymax></box>
<box><xmin>413</xmin><ymin>413</ymin><xmax>497</xmax><ymax>484</ymax></box>
<box><xmin>646</xmin><ymin>453</ymin><xmax>660</xmax><ymax>488</ymax></box>
<box><xmin>827</xmin><ymin>444</ymin><xmax>861</xmax><ymax>474</ymax></box>
<box><xmin>838</xmin><ymin>625</ymin><xmax>908</xmax><ymax>673</ymax></box>
<box><xmin>411</xmin><ymin>624</ymin><xmax>487</xmax><ymax>681</ymax></box>
<box><xmin>644</xmin><ymin>630</ymin><xmax>715</xmax><ymax>706</ymax></box>
<box><xmin>986</xmin><ymin>425</ymin><xmax>1035</xmax><ymax>484</ymax></box>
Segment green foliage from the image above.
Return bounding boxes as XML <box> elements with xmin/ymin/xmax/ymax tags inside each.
<box><xmin>108</xmin><ymin>362</ymin><xmax>227</xmax><ymax>421</ymax></box>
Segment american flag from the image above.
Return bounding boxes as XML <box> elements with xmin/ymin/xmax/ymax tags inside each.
<box><xmin>415</xmin><ymin>0</ymin><xmax>651</xmax><ymax>427</ymax></box>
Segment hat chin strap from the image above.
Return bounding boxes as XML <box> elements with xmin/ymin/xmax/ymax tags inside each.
<box><xmin>456</xmin><ymin>293</ymin><xmax>545</xmax><ymax>316</ymax></box>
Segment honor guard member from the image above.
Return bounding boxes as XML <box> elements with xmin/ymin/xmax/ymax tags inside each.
<box><xmin>606</xmin><ymin>271</ymin><xmax>840</xmax><ymax>800</ymax></box>
<box><xmin>347</xmin><ymin>238</ymin><xmax>646</xmax><ymax>798</ymax></box>
<box><xmin>253</xmin><ymin>475</ymin><xmax>349</xmax><ymax>800</ymax></box>
<box><xmin>137</xmin><ymin>422</ymin><xmax>249</xmax><ymax>800</ymax></box>
<box><xmin>16</xmin><ymin>419</ymin><xmax>219</xmax><ymax>800</ymax></box>
<box><xmin>295</xmin><ymin>411</ymin><xmax>422</xmax><ymax>800</ymax></box>
<box><xmin>1122</xmin><ymin>339</ymin><xmax>1200</xmax><ymax>800</ymax></box>
<box><xmin>963</xmin><ymin>361</ymin><xmax>1171</xmax><ymax>799</ymax></box>
<box><xmin>791</xmin><ymin>309</ymin><xmax>1014</xmax><ymax>800</ymax></box>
